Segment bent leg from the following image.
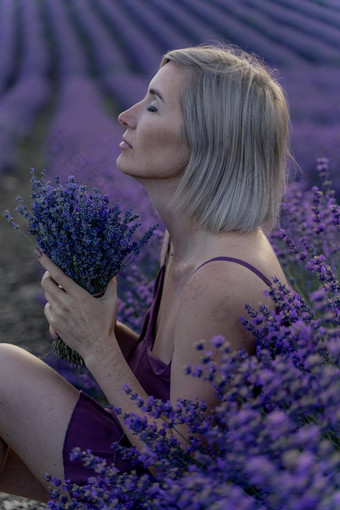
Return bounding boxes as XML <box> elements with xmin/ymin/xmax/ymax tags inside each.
<box><xmin>0</xmin><ymin>343</ymin><xmax>80</xmax><ymax>499</ymax></box>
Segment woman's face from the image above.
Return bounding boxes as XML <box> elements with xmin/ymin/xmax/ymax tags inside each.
<box><xmin>116</xmin><ymin>62</ymin><xmax>190</xmax><ymax>182</ymax></box>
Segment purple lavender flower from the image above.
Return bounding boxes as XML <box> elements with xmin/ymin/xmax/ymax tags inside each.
<box><xmin>270</xmin><ymin>159</ymin><xmax>339</xmax><ymax>305</ymax></box>
<box><xmin>3</xmin><ymin>169</ymin><xmax>157</xmax><ymax>367</ymax></box>
<box><xmin>116</xmin><ymin>264</ymin><xmax>155</xmax><ymax>332</ymax></box>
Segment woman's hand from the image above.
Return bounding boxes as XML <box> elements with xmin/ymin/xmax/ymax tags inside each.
<box><xmin>35</xmin><ymin>250</ymin><xmax>119</xmax><ymax>363</ymax></box>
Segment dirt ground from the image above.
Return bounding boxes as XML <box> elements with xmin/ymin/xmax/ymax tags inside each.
<box><xmin>0</xmin><ymin>169</ymin><xmax>51</xmax><ymax>357</ymax></box>
<box><xmin>0</xmin><ymin>115</ymin><xmax>53</xmax><ymax>508</ymax></box>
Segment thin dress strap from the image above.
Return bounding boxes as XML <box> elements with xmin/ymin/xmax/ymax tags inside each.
<box><xmin>193</xmin><ymin>256</ymin><xmax>272</xmax><ymax>287</ymax></box>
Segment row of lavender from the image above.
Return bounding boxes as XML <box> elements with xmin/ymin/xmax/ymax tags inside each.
<box><xmin>0</xmin><ymin>0</ymin><xmax>339</xmax><ymax>196</ymax></box>
<box><xmin>147</xmin><ymin>0</ymin><xmax>340</xmax><ymax>185</ymax></box>
<box><xmin>52</xmin><ymin>0</ymin><xmax>340</xmax><ymax>196</ymax></box>
<box><xmin>0</xmin><ymin>0</ymin><xmax>50</xmax><ymax>175</ymax></box>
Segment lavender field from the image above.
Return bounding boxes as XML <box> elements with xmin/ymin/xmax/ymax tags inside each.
<box><xmin>0</xmin><ymin>0</ymin><xmax>339</xmax><ymax>204</ymax></box>
<box><xmin>0</xmin><ymin>1</ymin><xmax>339</xmax><ymax>509</ymax></box>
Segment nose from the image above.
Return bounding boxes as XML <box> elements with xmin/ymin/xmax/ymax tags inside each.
<box><xmin>118</xmin><ymin>104</ymin><xmax>138</xmax><ymax>129</ymax></box>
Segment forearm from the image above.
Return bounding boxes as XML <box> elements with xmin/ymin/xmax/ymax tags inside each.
<box><xmin>114</xmin><ymin>321</ymin><xmax>139</xmax><ymax>360</ymax></box>
<box><xmin>84</xmin><ymin>339</ymin><xmax>159</xmax><ymax>459</ymax></box>
<box><xmin>84</xmin><ymin>337</ymin><xmax>190</xmax><ymax>474</ymax></box>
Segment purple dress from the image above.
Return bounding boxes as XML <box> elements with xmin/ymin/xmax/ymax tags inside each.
<box><xmin>63</xmin><ymin>257</ymin><xmax>272</xmax><ymax>484</ymax></box>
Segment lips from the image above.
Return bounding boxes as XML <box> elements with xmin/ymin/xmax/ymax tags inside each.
<box><xmin>119</xmin><ymin>136</ymin><xmax>133</xmax><ymax>149</ymax></box>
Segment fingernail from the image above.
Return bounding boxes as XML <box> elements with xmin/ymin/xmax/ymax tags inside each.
<box><xmin>34</xmin><ymin>247</ymin><xmax>43</xmax><ymax>259</ymax></box>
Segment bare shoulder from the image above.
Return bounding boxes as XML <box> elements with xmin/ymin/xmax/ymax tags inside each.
<box><xmin>173</xmin><ymin>260</ymin><xmax>266</xmax><ymax>357</ymax></box>
<box><xmin>181</xmin><ymin>253</ymin><xmax>277</xmax><ymax>315</ymax></box>
<box><xmin>173</xmin><ymin>237</ymin><xmax>286</xmax><ymax>355</ymax></box>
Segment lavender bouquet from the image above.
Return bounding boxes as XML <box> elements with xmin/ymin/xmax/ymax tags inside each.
<box><xmin>3</xmin><ymin>169</ymin><xmax>157</xmax><ymax>368</ymax></box>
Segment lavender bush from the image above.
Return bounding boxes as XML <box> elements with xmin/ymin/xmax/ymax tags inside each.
<box><xmin>3</xmin><ymin>169</ymin><xmax>156</xmax><ymax>367</ymax></box>
<box><xmin>44</xmin><ymin>160</ymin><xmax>340</xmax><ymax>509</ymax></box>
<box><xmin>270</xmin><ymin>158</ymin><xmax>339</xmax><ymax>303</ymax></box>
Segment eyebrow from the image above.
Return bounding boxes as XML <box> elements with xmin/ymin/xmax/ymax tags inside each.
<box><xmin>149</xmin><ymin>88</ymin><xmax>164</xmax><ymax>102</ymax></box>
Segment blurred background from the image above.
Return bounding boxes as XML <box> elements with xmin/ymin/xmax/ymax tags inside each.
<box><xmin>0</xmin><ymin>0</ymin><xmax>339</xmax><ymax>352</ymax></box>
<box><xmin>0</xmin><ymin>0</ymin><xmax>339</xmax><ymax>196</ymax></box>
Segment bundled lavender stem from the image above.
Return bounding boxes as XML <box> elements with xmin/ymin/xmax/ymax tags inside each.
<box><xmin>3</xmin><ymin>169</ymin><xmax>157</xmax><ymax>367</ymax></box>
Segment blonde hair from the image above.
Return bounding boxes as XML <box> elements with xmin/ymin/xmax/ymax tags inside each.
<box><xmin>161</xmin><ymin>45</ymin><xmax>291</xmax><ymax>233</ymax></box>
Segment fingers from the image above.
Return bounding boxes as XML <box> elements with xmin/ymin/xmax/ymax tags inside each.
<box><xmin>35</xmin><ymin>250</ymin><xmax>75</xmax><ymax>294</ymax></box>
<box><xmin>44</xmin><ymin>301</ymin><xmax>53</xmax><ymax>327</ymax></box>
<box><xmin>44</xmin><ymin>302</ymin><xmax>61</xmax><ymax>339</ymax></box>
<box><xmin>49</xmin><ymin>325</ymin><xmax>59</xmax><ymax>340</ymax></box>
<box><xmin>41</xmin><ymin>270</ymin><xmax>66</xmax><ymax>335</ymax></box>
<box><xmin>41</xmin><ymin>271</ymin><xmax>65</xmax><ymax>302</ymax></box>
<box><xmin>41</xmin><ymin>270</ymin><xmax>57</xmax><ymax>289</ymax></box>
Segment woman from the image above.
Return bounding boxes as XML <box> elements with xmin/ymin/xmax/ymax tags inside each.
<box><xmin>0</xmin><ymin>45</ymin><xmax>290</xmax><ymax>502</ymax></box>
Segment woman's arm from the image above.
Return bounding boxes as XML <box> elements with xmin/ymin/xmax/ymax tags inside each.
<box><xmin>37</xmin><ymin>253</ymin><xmax>176</xmax><ymax>459</ymax></box>
<box><xmin>36</xmin><ymin>251</ymin><xmax>266</xmax><ymax>455</ymax></box>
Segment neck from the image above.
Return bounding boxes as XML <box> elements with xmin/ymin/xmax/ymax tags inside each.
<box><xmin>140</xmin><ymin>178</ymin><xmax>228</xmax><ymax>265</ymax></box>
<box><xmin>139</xmin><ymin>178</ymin><xmax>203</xmax><ymax>260</ymax></box>
<box><xmin>138</xmin><ymin>177</ymin><xmax>262</xmax><ymax>268</ymax></box>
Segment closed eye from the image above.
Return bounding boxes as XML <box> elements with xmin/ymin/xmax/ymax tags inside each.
<box><xmin>146</xmin><ymin>101</ymin><xmax>158</xmax><ymax>112</ymax></box>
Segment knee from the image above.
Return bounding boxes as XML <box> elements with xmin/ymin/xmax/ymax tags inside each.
<box><xmin>0</xmin><ymin>343</ymin><xmax>30</xmax><ymax>369</ymax></box>
<box><xmin>0</xmin><ymin>344</ymin><xmax>37</xmax><ymax>395</ymax></box>
<box><xmin>0</xmin><ymin>343</ymin><xmax>23</xmax><ymax>358</ymax></box>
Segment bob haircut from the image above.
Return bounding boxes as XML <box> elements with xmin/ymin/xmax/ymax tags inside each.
<box><xmin>160</xmin><ymin>45</ymin><xmax>291</xmax><ymax>233</ymax></box>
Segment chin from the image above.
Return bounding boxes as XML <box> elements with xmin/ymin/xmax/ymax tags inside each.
<box><xmin>116</xmin><ymin>159</ymin><xmax>142</xmax><ymax>181</ymax></box>
<box><xmin>116</xmin><ymin>156</ymin><xmax>130</xmax><ymax>175</ymax></box>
